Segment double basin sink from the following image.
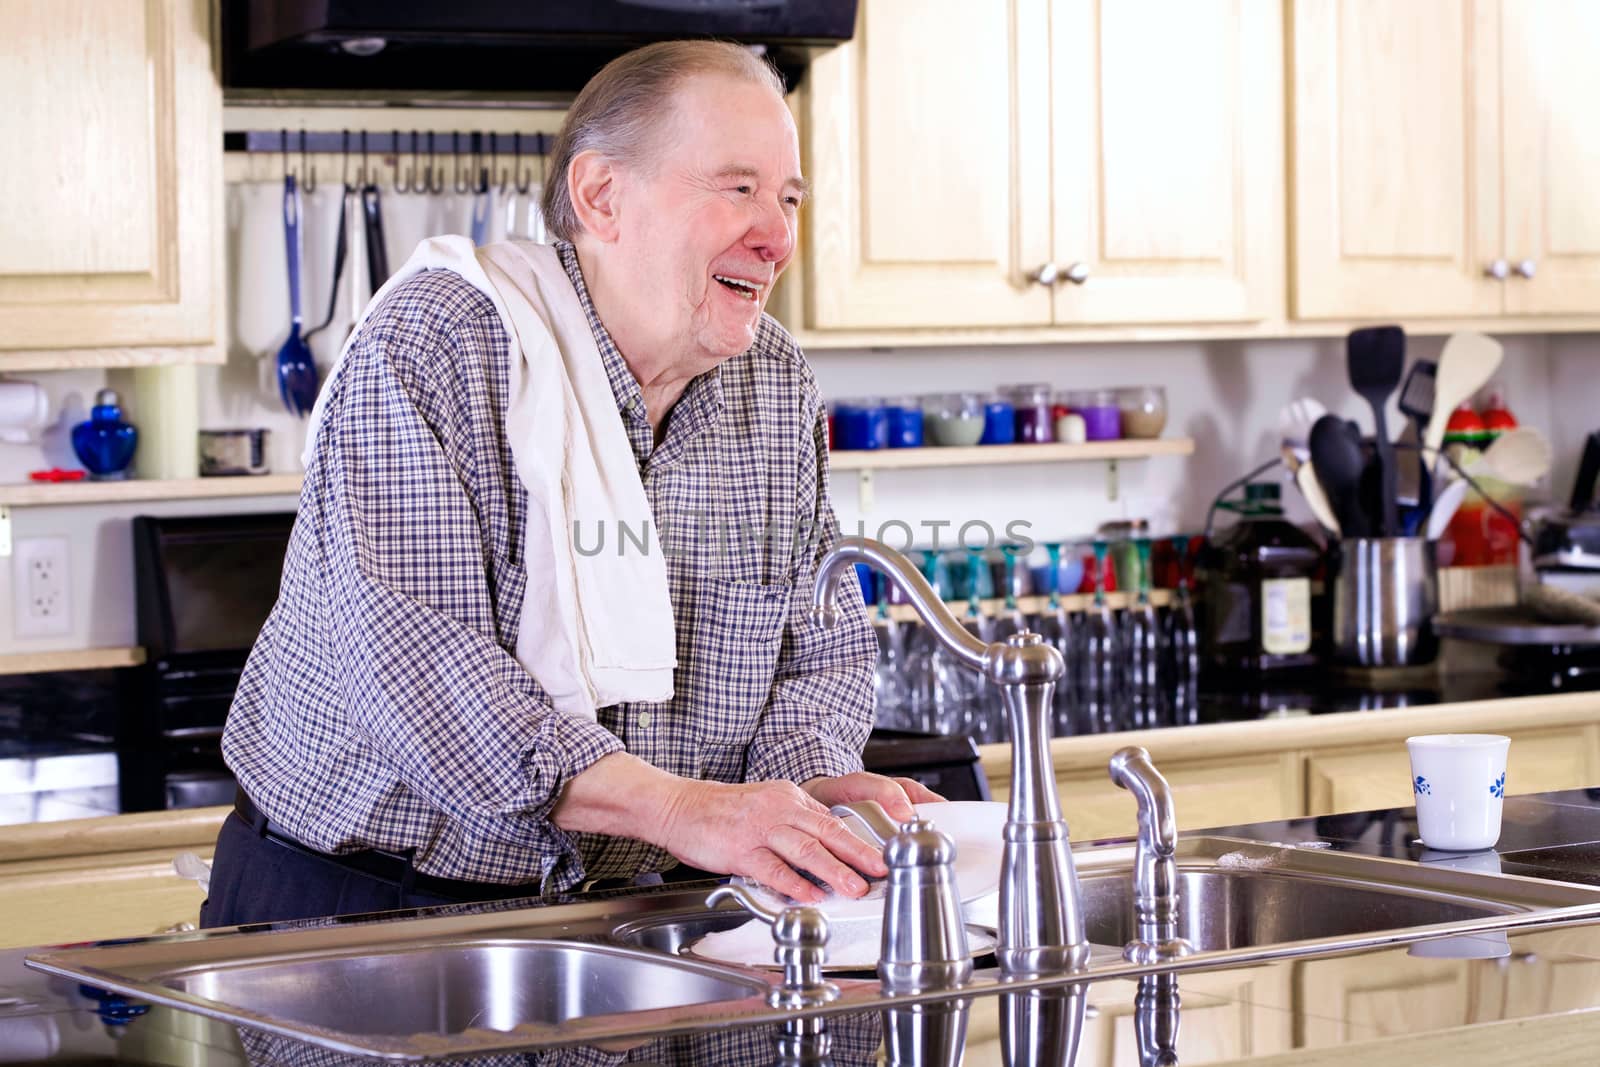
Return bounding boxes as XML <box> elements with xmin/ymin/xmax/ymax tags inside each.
<box><xmin>28</xmin><ymin>836</ymin><xmax>1600</xmax><ymax>1060</ymax></box>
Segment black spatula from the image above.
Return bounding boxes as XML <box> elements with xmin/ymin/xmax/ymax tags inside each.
<box><xmin>1347</xmin><ymin>326</ymin><xmax>1406</xmax><ymax>537</ymax></box>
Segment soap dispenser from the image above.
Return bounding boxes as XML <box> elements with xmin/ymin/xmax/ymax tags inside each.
<box><xmin>71</xmin><ymin>389</ymin><xmax>138</xmax><ymax>479</ymax></box>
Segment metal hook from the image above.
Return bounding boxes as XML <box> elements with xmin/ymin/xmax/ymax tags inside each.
<box><xmin>491</xmin><ymin>133</ymin><xmax>507</xmax><ymax>195</ymax></box>
<box><xmin>453</xmin><ymin>133</ymin><xmax>471</xmax><ymax>194</ymax></box>
<box><xmin>403</xmin><ymin>130</ymin><xmax>421</xmax><ymax>194</ymax></box>
<box><xmin>340</xmin><ymin>130</ymin><xmax>354</xmax><ymax>187</ymax></box>
<box><xmin>299</xmin><ymin>130</ymin><xmax>316</xmax><ymax>193</ymax></box>
<box><xmin>513</xmin><ymin>133</ymin><xmax>533</xmax><ymax>195</ymax></box>
<box><xmin>391</xmin><ymin>129</ymin><xmax>410</xmax><ymax>193</ymax></box>
<box><xmin>359</xmin><ymin>131</ymin><xmax>371</xmax><ymax>188</ymax></box>
<box><xmin>280</xmin><ymin>129</ymin><xmax>289</xmax><ymax>180</ymax></box>
<box><xmin>425</xmin><ymin>132</ymin><xmax>443</xmax><ymax>194</ymax></box>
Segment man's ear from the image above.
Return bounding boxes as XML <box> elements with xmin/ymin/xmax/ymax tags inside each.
<box><xmin>568</xmin><ymin>150</ymin><xmax>621</xmax><ymax>243</ymax></box>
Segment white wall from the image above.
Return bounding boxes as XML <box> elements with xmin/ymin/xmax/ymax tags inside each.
<box><xmin>811</xmin><ymin>333</ymin><xmax>1560</xmax><ymax>549</ymax></box>
<box><xmin>0</xmin><ymin>327</ymin><xmax>1575</xmax><ymax>656</ymax></box>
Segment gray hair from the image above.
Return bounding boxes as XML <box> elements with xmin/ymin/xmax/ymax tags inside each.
<box><xmin>541</xmin><ymin>40</ymin><xmax>786</xmax><ymax>243</ymax></box>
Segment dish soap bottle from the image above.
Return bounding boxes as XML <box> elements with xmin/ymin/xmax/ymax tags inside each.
<box><xmin>1196</xmin><ymin>482</ymin><xmax>1322</xmax><ymax>679</ymax></box>
<box><xmin>71</xmin><ymin>389</ymin><xmax>138</xmax><ymax>480</ymax></box>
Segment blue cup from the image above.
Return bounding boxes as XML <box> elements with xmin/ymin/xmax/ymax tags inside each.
<box><xmin>980</xmin><ymin>399</ymin><xmax>1016</xmax><ymax>445</ymax></box>
<box><xmin>834</xmin><ymin>400</ymin><xmax>890</xmax><ymax>450</ymax></box>
<box><xmin>886</xmin><ymin>404</ymin><xmax>924</xmax><ymax>448</ymax></box>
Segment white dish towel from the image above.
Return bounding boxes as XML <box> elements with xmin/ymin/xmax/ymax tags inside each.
<box><xmin>303</xmin><ymin>236</ymin><xmax>677</xmax><ymax>720</ymax></box>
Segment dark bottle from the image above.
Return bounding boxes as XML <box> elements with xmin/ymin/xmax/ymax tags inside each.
<box><xmin>1196</xmin><ymin>482</ymin><xmax>1323</xmax><ymax>678</ymax></box>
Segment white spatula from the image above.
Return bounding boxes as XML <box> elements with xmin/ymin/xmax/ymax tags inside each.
<box><xmin>1424</xmin><ymin>332</ymin><xmax>1504</xmax><ymax>458</ymax></box>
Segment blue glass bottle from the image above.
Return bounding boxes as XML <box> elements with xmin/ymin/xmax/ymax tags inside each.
<box><xmin>71</xmin><ymin>389</ymin><xmax>138</xmax><ymax>480</ymax></box>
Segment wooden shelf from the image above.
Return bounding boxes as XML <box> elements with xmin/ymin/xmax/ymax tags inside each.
<box><xmin>0</xmin><ymin>475</ymin><xmax>303</xmax><ymax>507</ymax></box>
<box><xmin>0</xmin><ymin>647</ymin><xmax>145</xmax><ymax>676</ymax></box>
<box><xmin>827</xmin><ymin>438</ymin><xmax>1194</xmax><ymax>471</ymax></box>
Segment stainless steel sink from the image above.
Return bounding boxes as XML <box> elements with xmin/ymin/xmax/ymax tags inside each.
<box><xmin>156</xmin><ymin>938</ymin><xmax>769</xmax><ymax>1038</ymax></box>
<box><xmin>27</xmin><ymin>835</ymin><xmax>1600</xmax><ymax>1060</ymax></box>
<box><xmin>1078</xmin><ymin>866</ymin><xmax>1510</xmax><ymax>952</ymax></box>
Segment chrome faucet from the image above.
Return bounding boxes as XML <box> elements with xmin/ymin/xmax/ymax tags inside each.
<box><xmin>814</xmin><ymin>537</ymin><xmax>1090</xmax><ymax>977</ymax></box>
<box><xmin>1108</xmin><ymin>746</ymin><xmax>1194</xmax><ymax>963</ymax></box>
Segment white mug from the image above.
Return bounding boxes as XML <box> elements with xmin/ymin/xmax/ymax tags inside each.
<box><xmin>1406</xmin><ymin>734</ymin><xmax>1510</xmax><ymax>851</ymax></box>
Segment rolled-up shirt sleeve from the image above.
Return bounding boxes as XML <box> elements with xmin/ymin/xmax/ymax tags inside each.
<box><xmin>743</xmin><ymin>403</ymin><xmax>877</xmax><ymax>785</ymax></box>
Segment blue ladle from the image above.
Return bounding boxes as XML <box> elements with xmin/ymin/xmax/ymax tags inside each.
<box><xmin>276</xmin><ymin>174</ymin><xmax>320</xmax><ymax>417</ymax></box>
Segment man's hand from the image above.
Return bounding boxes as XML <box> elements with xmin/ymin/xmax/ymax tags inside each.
<box><xmin>800</xmin><ymin>771</ymin><xmax>945</xmax><ymax>823</ymax></box>
<box><xmin>653</xmin><ymin>777</ymin><xmax>889</xmax><ymax>904</ymax></box>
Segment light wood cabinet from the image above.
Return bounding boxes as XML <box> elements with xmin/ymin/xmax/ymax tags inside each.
<box><xmin>1289</xmin><ymin>0</ymin><xmax>1600</xmax><ymax>320</ymax></box>
<box><xmin>1295</xmin><ymin>950</ymin><xmax>1501</xmax><ymax>1047</ymax></box>
<box><xmin>794</xmin><ymin>0</ymin><xmax>1283</xmax><ymax>331</ymax></box>
<box><xmin>1048</xmin><ymin>0</ymin><xmax>1283</xmax><ymax>326</ymax></box>
<box><xmin>1303</xmin><ymin>726</ymin><xmax>1598</xmax><ymax>818</ymax></box>
<box><xmin>1499</xmin><ymin>0</ymin><xmax>1600</xmax><ymax>314</ymax></box>
<box><xmin>0</xmin><ymin>847</ymin><xmax>210</xmax><ymax>950</ymax></box>
<box><xmin>0</xmin><ymin>0</ymin><xmax>223</xmax><ymax>366</ymax></box>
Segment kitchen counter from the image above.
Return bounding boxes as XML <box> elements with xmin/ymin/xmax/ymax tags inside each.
<box><xmin>11</xmin><ymin>790</ymin><xmax>1600</xmax><ymax>1065</ymax></box>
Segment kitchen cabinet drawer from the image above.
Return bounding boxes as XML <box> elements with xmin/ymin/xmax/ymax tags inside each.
<box><xmin>1304</xmin><ymin>727</ymin><xmax>1598</xmax><ymax>818</ymax></box>
<box><xmin>0</xmin><ymin>847</ymin><xmax>209</xmax><ymax>949</ymax></box>
<box><xmin>1051</xmin><ymin>753</ymin><xmax>1302</xmax><ymax>843</ymax></box>
<box><xmin>0</xmin><ymin>0</ymin><xmax>222</xmax><ymax>362</ymax></box>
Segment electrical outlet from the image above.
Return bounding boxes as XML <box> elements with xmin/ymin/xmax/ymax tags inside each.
<box><xmin>12</xmin><ymin>537</ymin><xmax>71</xmax><ymax>639</ymax></box>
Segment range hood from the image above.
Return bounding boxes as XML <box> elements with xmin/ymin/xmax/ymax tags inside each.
<box><xmin>220</xmin><ymin>0</ymin><xmax>859</xmax><ymax>96</ymax></box>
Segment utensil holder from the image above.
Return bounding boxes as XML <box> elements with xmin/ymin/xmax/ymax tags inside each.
<box><xmin>1331</xmin><ymin>537</ymin><xmax>1439</xmax><ymax>666</ymax></box>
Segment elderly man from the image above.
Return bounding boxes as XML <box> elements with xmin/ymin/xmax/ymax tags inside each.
<box><xmin>203</xmin><ymin>40</ymin><xmax>936</xmax><ymax>928</ymax></box>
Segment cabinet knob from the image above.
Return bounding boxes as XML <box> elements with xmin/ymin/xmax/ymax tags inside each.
<box><xmin>1485</xmin><ymin>259</ymin><xmax>1510</xmax><ymax>280</ymax></box>
<box><xmin>1515</xmin><ymin>258</ymin><xmax>1537</xmax><ymax>279</ymax></box>
<box><xmin>1033</xmin><ymin>263</ymin><xmax>1060</xmax><ymax>286</ymax></box>
<box><xmin>1064</xmin><ymin>262</ymin><xmax>1091</xmax><ymax>285</ymax></box>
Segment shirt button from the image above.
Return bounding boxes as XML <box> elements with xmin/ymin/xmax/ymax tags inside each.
<box><xmin>638</xmin><ymin>711</ymin><xmax>653</xmax><ymax>729</ymax></box>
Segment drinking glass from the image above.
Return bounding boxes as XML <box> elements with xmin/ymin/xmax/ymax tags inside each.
<box><xmin>1030</xmin><ymin>543</ymin><xmax>1077</xmax><ymax>730</ymax></box>
<box><xmin>869</xmin><ymin>595</ymin><xmax>910</xmax><ymax>730</ymax></box>
<box><xmin>1080</xmin><ymin>540</ymin><xmax>1122</xmax><ymax>731</ymax></box>
<box><xmin>1121</xmin><ymin>538</ymin><xmax>1162</xmax><ymax>727</ymax></box>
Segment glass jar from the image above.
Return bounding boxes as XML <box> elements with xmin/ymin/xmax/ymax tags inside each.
<box><xmin>921</xmin><ymin>392</ymin><xmax>985</xmax><ymax>447</ymax></box>
<box><xmin>884</xmin><ymin>395</ymin><xmax>924</xmax><ymax>448</ymax></box>
<box><xmin>1004</xmin><ymin>383</ymin><xmax>1055</xmax><ymax>444</ymax></box>
<box><xmin>1068</xmin><ymin>389</ymin><xmax>1121</xmax><ymax>441</ymax></box>
<box><xmin>979</xmin><ymin>394</ymin><xmax>1016</xmax><ymax>445</ymax></box>
<box><xmin>1117</xmin><ymin>385</ymin><xmax>1167</xmax><ymax>439</ymax></box>
<box><xmin>833</xmin><ymin>397</ymin><xmax>890</xmax><ymax>450</ymax></box>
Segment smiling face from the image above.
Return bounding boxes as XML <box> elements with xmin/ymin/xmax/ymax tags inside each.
<box><xmin>604</xmin><ymin>72</ymin><xmax>806</xmax><ymax>365</ymax></box>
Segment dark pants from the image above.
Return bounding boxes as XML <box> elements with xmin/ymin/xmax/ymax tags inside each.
<box><xmin>200</xmin><ymin>812</ymin><xmax>476</xmax><ymax>928</ymax></box>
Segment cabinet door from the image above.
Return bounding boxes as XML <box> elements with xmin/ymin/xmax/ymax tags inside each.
<box><xmin>799</xmin><ymin>0</ymin><xmax>1054</xmax><ymax>329</ymax></box>
<box><xmin>1296</xmin><ymin>950</ymin><xmax>1501</xmax><ymax>1046</ymax></box>
<box><xmin>1049</xmin><ymin>0</ymin><xmax>1283</xmax><ymax>325</ymax></box>
<box><xmin>1289</xmin><ymin>0</ymin><xmax>1503</xmax><ymax>319</ymax></box>
<box><xmin>1304</xmin><ymin>727</ymin><xmax>1597</xmax><ymax>817</ymax></box>
<box><xmin>0</xmin><ymin>0</ymin><xmax>221</xmax><ymax>353</ymax></box>
<box><xmin>1500</xmin><ymin>0</ymin><xmax>1600</xmax><ymax>313</ymax></box>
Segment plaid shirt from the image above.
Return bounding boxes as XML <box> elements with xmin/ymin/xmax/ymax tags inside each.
<box><xmin>224</xmin><ymin>242</ymin><xmax>875</xmax><ymax>890</ymax></box>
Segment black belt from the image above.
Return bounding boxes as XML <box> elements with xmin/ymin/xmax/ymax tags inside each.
<box><xmin>234</xmin><ymin>788</ymin><xmax>545</xmax><ymax>903</ymax></box>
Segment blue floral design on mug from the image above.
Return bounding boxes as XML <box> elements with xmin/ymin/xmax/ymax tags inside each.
<box><xmin>1414</xmin><ymin>775</ymin><xmax>1431</xmax><ymax>796</ymax></box>
<box><xmin>1490</xmin><ymin>772</ymin><xmax>1505</xmax><ymax>798</ymax></box>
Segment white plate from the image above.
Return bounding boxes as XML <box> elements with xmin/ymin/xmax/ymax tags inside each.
<box><xmin>738</xmin><ymin>800</ymin><xmax>1007</xmax><ymax>923</ymax></box>
<box><xmin>689</xmin><ymin>917</ymin><xmax>998</xmax><ymax>972</ymax></box>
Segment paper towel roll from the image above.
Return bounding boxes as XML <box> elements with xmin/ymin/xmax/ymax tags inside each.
<box><xmin>0</xmin><ymin>380</ymin><xmax>50</xmax><ymax>445</ymax></box>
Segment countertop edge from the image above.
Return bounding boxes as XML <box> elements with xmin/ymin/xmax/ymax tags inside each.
<box><xmin>979</xmin><ymin>689</ymin><xmax>1600</xmax><ymax>774</ymax></box>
